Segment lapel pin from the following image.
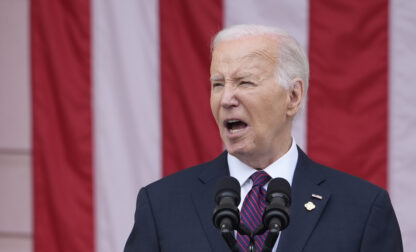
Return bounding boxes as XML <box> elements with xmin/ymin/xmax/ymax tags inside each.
<box><xmin>304</xmin><ymin>201</ymin><xmax>316</xmax><ymax>211</ymax></box>
<box><xmin>312</xmin><ymin>194</ymin><xmax>323</xmax><ymax>200</ymax></box>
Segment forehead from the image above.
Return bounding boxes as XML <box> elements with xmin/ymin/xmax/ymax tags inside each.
<box><xmin>210</xmin><ymin>35</ymin><xmax>278</xmax><ymax>76</ymax></box>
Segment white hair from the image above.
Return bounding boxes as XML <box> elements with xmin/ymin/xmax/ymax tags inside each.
<box><xmin>212</xmin><ymin>24</ymin><xmax>309</xmax><ymax>92</ymax></box>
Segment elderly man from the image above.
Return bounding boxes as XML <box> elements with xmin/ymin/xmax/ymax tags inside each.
<box><xmin>125</xmin><ymin>25</ymin><xmax>402</xmax><ymax>252</ymax></box>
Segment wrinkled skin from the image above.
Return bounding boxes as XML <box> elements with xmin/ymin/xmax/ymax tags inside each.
<box><xmin>210</xmin><ymin>35</ymin><xmax>304</xmax><ymax>169</ymax></box>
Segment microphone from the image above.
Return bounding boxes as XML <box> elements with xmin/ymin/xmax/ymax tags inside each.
<box><xmin>261</xmin><ymin>178</ymin><xmax>291</xmax><ymax>252</ymax></box>
<box><xmin>213</xmin><ymin>176</ymin><xmax>241</xmax><ymax>230</ymax></box>
<box><xmin>263</xmin><ymin>177</ymin><xmax>291</xmax><ymax>231</ymax></box>
<box><xmin>213</xmin><ymin>176</ymin><xmax>241</xmax><ymax>252</ymax></box>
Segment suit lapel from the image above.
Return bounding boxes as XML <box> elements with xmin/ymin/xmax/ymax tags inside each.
<box><xmin>190</xmin><ymin>149</ymin><xmax>331</xmax><ymax>252</ymax></box>
<box><xmin>191</xmin><ymin>152</ymin><xmax>231</xmax><ymax>252</ymax></box>
<box><xmin>277</xmin><ymin>148</ymin><xmax>331</xmax><ymax>252</ymax></box>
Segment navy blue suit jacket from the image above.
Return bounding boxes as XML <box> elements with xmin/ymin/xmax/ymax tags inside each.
<box><xmin>124</xmin><ymin>148</ymin><xmax>402</xmax><ymax>251</ymax></box>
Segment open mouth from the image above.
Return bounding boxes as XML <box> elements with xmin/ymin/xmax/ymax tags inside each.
<box><xmin>224</xmin><ymin>119</ymin><xmax>248</xmax><ymax>134</ymax></box>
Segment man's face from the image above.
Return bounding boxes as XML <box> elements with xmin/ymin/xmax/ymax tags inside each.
<box><xmin>210</xmin><ymin>35</ymin><xmax>294</xmax><ymax>167</ymax></box>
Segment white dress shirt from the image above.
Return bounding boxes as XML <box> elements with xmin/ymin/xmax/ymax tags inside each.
<box><xmin>227</xmin><ymin>138</ymin><xmax>299</xmax><ymax>251</ymax></box>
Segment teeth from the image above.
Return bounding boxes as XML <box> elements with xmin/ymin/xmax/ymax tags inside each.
<box><xmin>227</xmin><ymin>119</ymin><xmax>240</xmax><ymax>123</ymax></box>
<box><xmin>230</xmin><ymin>128</ymin><xmax>244</xmax><ymax>134</ymax></box>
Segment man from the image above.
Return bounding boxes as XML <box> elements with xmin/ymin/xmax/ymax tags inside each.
<box><xmin>124</xmin><ymin>25</ymin><xmax>402</xmax><ymax>252</ymax></box>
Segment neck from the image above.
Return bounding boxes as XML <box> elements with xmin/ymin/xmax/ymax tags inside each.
<box><xmin>238</xmin><ymin>136</ymin><xmax>293</xmax><ymax>169</ymax></box>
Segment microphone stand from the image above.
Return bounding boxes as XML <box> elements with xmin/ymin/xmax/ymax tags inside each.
<box><xmin>261</xmin><ymin>222</ymin><xmax>280</xmax><ymax>252</ymax></box>
<box><xmin>219</xmin><ymin>218</ymin><xmax>240</xmax><ymax>252</ymax></box>
<box><xmin>239</xmin><ymin>223</ymin><xmax>255</xmax><ymax>252</ymax></box>
<box><xmin>251</xmin><ymin>223</ymin><xmax>281</xmax><ymax>252</ymax></box>
<box><xmin>219</xmin><ymin>221</ymin><xmax>258</xmax><ymax>252</ymax></box>
<box><xmin>219</xmin><ymin>221</ymin><xmax>281</xmax><ymax>252</ymax></box>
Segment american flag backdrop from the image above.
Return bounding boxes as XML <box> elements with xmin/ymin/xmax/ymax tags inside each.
<box><xmin>30</xmin><ymin>0</ymin><xmax>416</xmax><ymax>251</ymax></box>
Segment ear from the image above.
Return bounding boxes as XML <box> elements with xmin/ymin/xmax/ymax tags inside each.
<box><xmin>286</xmin><ymin>78</ymin><xmax>304</xmax><ymax>117</ymax></box>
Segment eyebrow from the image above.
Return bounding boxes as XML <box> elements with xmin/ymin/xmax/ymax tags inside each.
<box><xmin>233</xmin><ymin>72</ymin><xmax>252</xmax><ymax>80</ymax></box>
<box><xmin>210</xmin><ymin>72</ymin><xmax>255</xmax><ymax>83</ymax></box>
<box><xmin>210</xmin><ymin>75</ymin><xmax>224</xmax><ymax>82</ymax></box>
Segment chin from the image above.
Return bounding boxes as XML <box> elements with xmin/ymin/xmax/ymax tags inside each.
<box><xmin>225</xmin><ymin>143</ymin><xmax>251</xmax><ymax>158</ymax></box>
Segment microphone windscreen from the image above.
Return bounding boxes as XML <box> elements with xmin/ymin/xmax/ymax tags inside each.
<box><xmin>215</xmin><ymin>176</ymin><xmax>241</xmax><ymax>202</ymax></box>
<box><xmin>267</xmin><ymin>177</ymin><xmax>291</xmax><ymax>200</ymax></box>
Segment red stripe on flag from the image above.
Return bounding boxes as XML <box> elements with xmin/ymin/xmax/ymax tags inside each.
<box><xmin>31</xmin><ymin>1</ymin><xmax>94</xmax><ymax>251</ymax></box>
<box><xmin>308</xmin><ymin>0</ymin><xmax>388</xmax><ymax>188</ymax></box>
<box><xmin>160</xmin><ymin>0</ymin><xmax>223</xmax><ymax>176</ymax></box>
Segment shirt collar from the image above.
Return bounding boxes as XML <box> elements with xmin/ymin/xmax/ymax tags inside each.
<box><xmin>228</xmin><ymin>138</ymin><xmax>298</xmax><ymax>187</ymax></box>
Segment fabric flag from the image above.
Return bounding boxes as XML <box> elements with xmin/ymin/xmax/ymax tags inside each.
<box><xmin>31</xmin><ymin>0</ymin><xmax>416</xmax><ymax>251</ymax></box>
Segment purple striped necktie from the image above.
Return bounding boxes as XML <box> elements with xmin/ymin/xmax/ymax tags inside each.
<box><xmin>237</xmin><ymin>171</ymin><xmax>271</xmax><ymax>251</ymax></box>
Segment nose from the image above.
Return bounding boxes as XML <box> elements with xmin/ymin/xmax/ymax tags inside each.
<box><xmin>220</xmin><ymin>85</ymin><xmax>239</xmax><ymax>109</ymax></box>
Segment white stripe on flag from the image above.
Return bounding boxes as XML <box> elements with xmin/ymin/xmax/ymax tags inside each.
<box><xmin>389</xmin><ymin>0</ymin><xmax>416</xmax><ymax>250</ymax></box>
<box><xmin>90</xmin><ymin>1</ymin><xmax>416</xmax><ymax>251</ymax></box>
<box><xmin>224</xmin><ymin>0</ymin><xmax>309</xmax><ymax>150</ymax></box>
<box><xmin>93</xmin><ymin>1</ymin><xmax>161</xmax><ymax>251</ymax></box>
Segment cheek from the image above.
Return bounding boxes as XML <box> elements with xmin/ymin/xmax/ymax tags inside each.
<box><xmin>210</xmin><ymin>95</ymin><xmax>220</xmax><ymax>121</ymax></box>
<box><xmin>250</xmin><ymin>93</ymin><xmax>287</xmax><ymax>129</ymax></box>
<box><xmin>265</xmin><ymin>89</ymin><xmax>288</xmax><ymax>113</ymax></box>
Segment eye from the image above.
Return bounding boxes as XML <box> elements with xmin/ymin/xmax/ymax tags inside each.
<box><xmin>212</xmin><ymin>83</ymin><xmax>224</xmax><ymax>88</ymax></box>
<box><xmin>240</xmin><ymin>81</ymin><xmax>253</xmax><ymax>86</ymax></box>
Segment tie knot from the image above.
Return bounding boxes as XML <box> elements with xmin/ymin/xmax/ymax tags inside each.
<box><xmin>250</xmin><ymin>171</ymin><xmax>271</xmax><ymax>187</ymax></box>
